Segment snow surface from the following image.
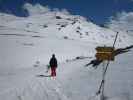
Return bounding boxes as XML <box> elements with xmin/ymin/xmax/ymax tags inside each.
<box><xmin>0</xmin><ymin>6</ymin><xmax>133</xmax><ymax>100</ymax></box>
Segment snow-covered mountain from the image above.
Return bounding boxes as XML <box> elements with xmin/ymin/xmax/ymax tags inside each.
<box><xmin>1</xmin><ymin>4</ymin><xmax>133</xmax><ymax>47</ymax></box>
<box><xmin>0</xmin><ymin>3</ymin><xmax>133</xmax><ymax>100</ymax></box>
<box><xmin>1</xmin><ymin>8</ymin><xmax>133</xmax><ymax>68</ymax></box>
<box><xmin>106</xmin><ymin>11</ymin><xmax>133</xmax><ymax>37</ymax></box>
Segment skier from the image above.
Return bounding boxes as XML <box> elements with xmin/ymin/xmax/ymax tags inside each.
<box><xmin>49</xmin><ymin>54</ymin><xmax>58</xmax><ymax>77</ymax></box>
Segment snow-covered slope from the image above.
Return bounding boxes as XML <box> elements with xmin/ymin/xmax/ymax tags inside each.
<box><xmin>0</xmin><ymin>13</ymin><xmax>23</xmax><ymax>25</ymax></box>
<box><xmin>0</xmin><ymin>4</ymin><xmax>133</xmax><ymax>100</ymax></box>
<box><xmin>0</xmin><ymin>45</ymin><xmax>133</xmax><ymax>100</ymax></box>
<box><xmin>1</xmin><ymin>10</ymin><xmax>133</xmax><ymax>47</ymax></box>
<box><xmin>0</xmin><ymin>10</ymin><xmax>132</xmax><ymax>69</ymax></box>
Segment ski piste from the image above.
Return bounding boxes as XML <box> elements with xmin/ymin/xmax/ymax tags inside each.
<box><xmin>0</xmin><ymin>4</ymin><xmax>133</xmax><ymax>100</ymax></box>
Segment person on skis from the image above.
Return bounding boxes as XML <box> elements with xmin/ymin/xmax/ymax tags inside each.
<box><xmin>49</xmin><ymin>54</ymin><xmax>58</xmax><ymax>77</ymax></box>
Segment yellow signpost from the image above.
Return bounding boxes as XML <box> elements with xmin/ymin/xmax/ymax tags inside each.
<box><xmin>95</xmin><ymin>46</ymin><xmax>115</xmax><ymax>61</ymax></box>
<box><xmin>95</xmin><ymin>32</ymin><xmax>119</xmax><ymax>100</ymax></box>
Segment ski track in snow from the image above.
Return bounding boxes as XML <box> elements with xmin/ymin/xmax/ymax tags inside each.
<box><xmin>0</xmin><ymin>68</ymin><xmax>69</xmax><ymax>100</ymax></box>
<box><xmin>0</xmin><ymin>58</ymin><xmax>85</xmax><ymax>100</ymax></box>
<box><xmin>0</xmin><ymin>49</ymin><xmax>133</xmax><ymax>100</ymax></box>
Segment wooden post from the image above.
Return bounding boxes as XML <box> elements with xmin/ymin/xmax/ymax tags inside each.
<box><xmin>113</xmin><ymin>32</ymin><xmax>119</xmax><ymax>48</ymax></box>
<box><xmin>100</xmin><ymin>61</ymin><xmax>105</xmax><ymax>100</ymax></box>
<box><xmin>96</xmin><ymin>32</ymin><xmax>119</xmax><ymax>100</ymax></box>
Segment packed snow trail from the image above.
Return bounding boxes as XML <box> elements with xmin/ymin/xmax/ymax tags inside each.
<box><xmin>0</xmin><ymin>63</ymin><xmax>71</xmax><ymax>100</ymax></box>
<box><xmin>0</xmin><ymin>50</ymin><xmax>133</xmax><ymax>100</ymax></box>
<box><xmin>0</xmin><ymin>58</ymin><xmax>90</xmax><ymax>100</ymax></box>
<box><xmin>0</xmin><ymin>56</ymin><xmax>101</xmax><ymax>100</ymax></box>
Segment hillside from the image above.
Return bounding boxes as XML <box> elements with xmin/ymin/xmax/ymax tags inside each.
<box><xmin>0</xmin><ymin>10</ymin><xmax>133</xmax><ymax>47</ymax></box>
<box><xmin>0</xmin><ymin>4</ymin><xmax>133</xmax><ymax>100</ymax></box>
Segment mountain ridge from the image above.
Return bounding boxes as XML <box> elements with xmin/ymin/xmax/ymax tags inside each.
<box><xmin>0</xmin><ymin>10</ymin><xmax>132</xmax><ymax>48</ymax></box>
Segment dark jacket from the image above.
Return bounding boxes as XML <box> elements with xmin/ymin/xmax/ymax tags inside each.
<box><xmin>49</xmin><ymin>57</ymin><xmax>57</xmax><ymax>68</ymax></box>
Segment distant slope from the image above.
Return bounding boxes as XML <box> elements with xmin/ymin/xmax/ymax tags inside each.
<box><xmin>0</xmin><ymin>7</ymin><xmax>133</xmax><ymax>69</ymax></box>
<box><xmin>0</xmin><ymin>11</ymin><xmax>133</xmax><ymax>48</ymax></box>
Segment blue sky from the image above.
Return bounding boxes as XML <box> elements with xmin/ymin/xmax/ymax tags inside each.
<box><xmin>0</xmin><ymin>0</ymin><xmax>133</xmax><ymax>25</ymax></box>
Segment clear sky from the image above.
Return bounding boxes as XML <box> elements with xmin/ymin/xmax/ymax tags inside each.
<box><xmin>0</xmin><ymin>0</ymin><xmax>133</xmax><ymax>25</ymax></box>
